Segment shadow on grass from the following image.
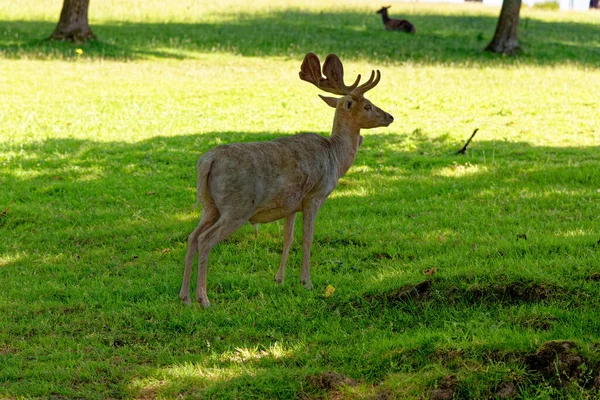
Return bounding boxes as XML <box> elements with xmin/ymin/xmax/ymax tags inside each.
<box><xmin>2</xmin><ymin>130</ymin><xmax>599</xmax><ymax>217</ymax></box>
<box><xmin>1</xmin><ymin>9</ymin><xmax>599</xmax><ymax>67</ymax></box>
<box><xmin>1</xmin><ymin>131</ymin><xmax>598</xmax><ymax>269</ymax></box>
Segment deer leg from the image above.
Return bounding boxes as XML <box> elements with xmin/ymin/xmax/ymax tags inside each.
<box><xmin>275</xmin><ymin>213</ymin><xmax>296</xmax><ymax>285</ymax></box>
<box><xmin>300</xmin><ymin>202</ymin><xmax>321</xmax><ymax>290</ymax></box>
<box><xmin>195</xmin><ymin>215</ymin><xmax>248</xmax><ymax>308</ymax></box>
<box><xmin>180</xmin><ymin>208</ymin><xmax>219</xmax><ymax>305</ymax></box>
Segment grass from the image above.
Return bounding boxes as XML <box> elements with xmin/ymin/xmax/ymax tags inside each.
<box><xmin>1</xmin><ymin>0</ymin><xmax>600</xmax><ymax>398</ymax></box>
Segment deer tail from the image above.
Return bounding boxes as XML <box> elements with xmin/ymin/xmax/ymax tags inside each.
<box><xmin>194</xmin><ymin>154</ymin><xmax>214</xmax><ymax>209</ymax></box>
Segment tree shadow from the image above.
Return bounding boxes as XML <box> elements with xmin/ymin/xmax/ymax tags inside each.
<box><xmin>2</xmin><ymin>131</ymin><xmax>598</xmax><ymax>262</ymax></box>
<box><xmin>1</xmin><ymin>9</ymin><xmax>599</xmax><ymax>66</ymax></box>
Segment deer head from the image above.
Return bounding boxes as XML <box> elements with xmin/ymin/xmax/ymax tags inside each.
<box><xmin>376</xmin><ymin>6</ymin><xmax>391</xmax><ymax>15</ymax></box>
<box><xmin>299</xmin><ymin>53</ymin><xmax>393</xmax><ymax>131</ymax></box>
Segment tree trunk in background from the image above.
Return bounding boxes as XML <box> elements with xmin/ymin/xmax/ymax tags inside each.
<box><xmin>485</xmin><ymin>0</ymin><xmax>522</xmax><ymax>55</ymax></box>
<box><xmin>49</xmin><ymin>0</ymin><xmax>96</xmax><ymax>42</ymax></box>
<box><xmin>590</xmin><ymin>0</ymin><xmax>599</xmax><ymax>9</ymax></box>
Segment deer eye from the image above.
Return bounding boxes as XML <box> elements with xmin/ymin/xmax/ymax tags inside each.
<box><xmin>364</xmin><ymin>104</ymin><xmax>372</xmax><ymax>111</ymax></box>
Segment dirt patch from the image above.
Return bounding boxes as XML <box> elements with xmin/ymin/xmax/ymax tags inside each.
<box><xmin>525</xmin><ymin>341</ymin><xmax>585</xmax><ymax>385</ymax></box>
<box><xmin>432</xmin><ymin>342</ymin><xmax>598</xmax><ymax>396</ymax></box>
<box><xmin>317</xmin><ymin>237</ymin><xmax>366</xmax><ymax>248</ymax></box>
<box><xmin>306</xmin><ymin>371</ymin><xmax>356</xmax><ymax>391</ymax></box>
<box><xmin>516</xmin><ymin>233</ymin><xmax>528</xmax><ymax>240</ymax></box>
<box><xmin>363</xmin><ymin>280</ymin><xmax>431</xmax><ymax>305</ymax></box>
<box><xmin>373</xmin><ymin>388</ymin><xmax>395</xmax><ymax>400</ymax></box>
<box><xmin>372</xmin><ymin>252</ymin><xmax>393</xmax><ymax>261</ymax></box>
<box><xmin>587</xmin><ymin>273</ymin><xmax>600</xmax><ymax>281</ymax></box>
<box><xmin>466</xmin><ymin>281</ymin><xmax>551</xmax><ymax>303</ymax></box>
<box><xmin>0</xmin><ymin>346</ymin><xmax>16</xmax><ymax>355</ymax></box>
<box><xmin>519</xmin><ymin>314</ymin><xmax>557</xmax><ymax>331</ymax></box>
<box><xmin>496</xmin><ymin>381</ymin><xmax>517</xmax><ymax>399</ymax></box>
<box><xmin>433</xmin><ymin>348</ymin><xmax>464</xmax><ymax>364</ymax></box>
<box><xmin>430</xmin><ymin>375</ymin><xmax>458</xmax><ymax>400</ymax></box>
<box><xmin>60</xmin><ymin>304</ymin><xmax>86</xmax><ymax>314</ymax></box>
<box><xmin>136</xmin><ymin>380</ymin><xmax>167</xmax><ymax>400</ymax></box>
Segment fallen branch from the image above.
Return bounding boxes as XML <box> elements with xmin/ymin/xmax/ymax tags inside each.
<box><xmin>0</xmin><ymin>201</ymin><xmax>13</xmax><ymax>218</ymax></box>
<box><xmin>457</xmin><ymin>128</ymin><xmax>479</xmax><ymax>155</ymax></box>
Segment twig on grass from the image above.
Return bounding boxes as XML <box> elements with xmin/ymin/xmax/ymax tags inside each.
<box><xmin>457</xmin><ymin>128</ymin><xmax>479</xmax><ymax>155</ymax></box>
<box><xmin>0</xmin><ymin>201</ymin><xmax>13</xmax><ymax>218</ymax></box>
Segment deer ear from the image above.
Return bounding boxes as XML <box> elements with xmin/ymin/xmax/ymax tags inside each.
<box><xmin>318</xmin><ymin>95</ymin><xmax>339</xmax><ymax>108</ymax></box>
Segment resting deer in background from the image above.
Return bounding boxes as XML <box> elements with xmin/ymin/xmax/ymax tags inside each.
<box><xmin>376</xmin><ymin>6</ymin><xmax>416</xmax><ymax>34</ymax></box>
<box><xmin>180</xmin><ymin>52</ymin><xmax>394</xmax><ymax>307</ymax></box>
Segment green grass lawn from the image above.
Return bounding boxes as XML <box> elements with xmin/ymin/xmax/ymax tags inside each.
<box><xmin>1</xmin><ymin>0</ymin><xmax>600</xmax><ymax>398</ymax></box>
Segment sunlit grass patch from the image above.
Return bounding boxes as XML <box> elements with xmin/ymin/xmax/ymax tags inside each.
<box><xmin>130</xmin><ymin>363</ymin><xmax>246</xmax><ymax>398</ymax></box>
<box><xmin>129</xmin><ymin>342</ymin><xmax>306</xmax><ymax>398</ymax></box>
<box><xmin>0</xmin><ymin>253</ymin><xmax>24</xmax><ymax>268</ymax></box>
<box><xmin>435</xmin><ymin>161</ymin><xmax>489</xmax><ymax>177</ymax></box>
<box><xmin>220</xmin><ymin>342</ymin><xmax>295</xmax><ymax>364</ymax></box>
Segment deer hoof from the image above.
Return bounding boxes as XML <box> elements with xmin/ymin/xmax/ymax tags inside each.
<box><xmin>274</xmin><ymin>275</ymin><xmax>285</xmax><ymax>285</ymax></box>
<box><xmin>301</xmin><ymin>280</ymin><xmax>313</xmax><ymax>290</ymax></box>
<box><xmin>179</xmin><ymin>292</ymin><xmax>192</xmax><ymax>305</ymax></box>
<box><xmin>197</xmin><ymin>298</ymin><xmax>211</xmax><ymax>308</ymax></box>
<box><xmin>181</xmin><ymin>297</ymin><xmax>192</xmax><ymax>306</ymax></box>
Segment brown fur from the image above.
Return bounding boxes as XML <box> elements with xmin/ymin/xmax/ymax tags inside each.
<box><xmin>376</xmin><ymin>6</ymin><xmax>416</xmax><ymax>34</ymax></box>
<box><xmin>180</xmin><ymin>53</ymin><xmax>393</xmax><ymax>307</ymax></box>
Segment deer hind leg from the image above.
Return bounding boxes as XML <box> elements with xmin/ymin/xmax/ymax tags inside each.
<box><xmin>275</xmin><ymin>213</ymin><xmax>297</xmax><ymax>285</ymax></box>
<box><xmin>195</xmin><ymin>214</ymin><xmax>249</xmax><ymax>308</ymax></box>
<box><xmin>180</xmin><ymin>206</ymin><xmax>219</xmax><ymax>305</ymax></box>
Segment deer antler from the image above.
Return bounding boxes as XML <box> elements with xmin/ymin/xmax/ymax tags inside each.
<box><xmin>352</xmin><ymin>69</ymin><xmax>381</xmax><ymax>97</ymax></box>
<box><xmin>299</xmin><ymin>53</ymin><xmax>362</xmax><ymax>96</ymax></box>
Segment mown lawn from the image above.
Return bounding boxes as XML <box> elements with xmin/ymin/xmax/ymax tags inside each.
<box><xmin>1</xmin><ymin>0</ymin><xmax>600</xmax><ymax>398</ymax></box>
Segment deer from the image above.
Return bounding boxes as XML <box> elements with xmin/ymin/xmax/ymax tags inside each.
<box><xmin>376</xmin><ymin>6</ymin><xmax>416</xmax><ymax>34</ymax></box>
<box><xmin>179</xmin><ymin>52</ymin><xmax>394</xmax><ymax>308</ymax></box>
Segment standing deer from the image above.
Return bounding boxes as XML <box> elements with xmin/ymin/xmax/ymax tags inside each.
<box><xmin>376</xmin><ymin>6</ymin><xmax>416</xmax><ymax>34</ymax></box>
<box><xmin>180</xmin><ymin>52</ymin><xmax>394</xmax><ymax>307</ymax></box>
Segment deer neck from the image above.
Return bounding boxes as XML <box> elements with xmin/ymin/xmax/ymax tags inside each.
<box><xmin>329</xmin><ymin>116</ymin><xmax>362</xmax><ymax>178</ymax></box>
<box><xmin>380</xmin><ymin>11</ymin><xmax>390</xmax><ymax>23</ymax></box>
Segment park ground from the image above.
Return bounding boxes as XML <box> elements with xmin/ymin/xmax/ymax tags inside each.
<box><xmin>1</xmin><ymin>0</ymin><xmax>600</xmax><ymax>398</ymax></box>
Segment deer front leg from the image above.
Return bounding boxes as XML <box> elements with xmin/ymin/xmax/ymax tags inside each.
<box><xmin>300</xmin><ymin>202</ymin><xmax>321</xmax><ymax>290</ymax></box>
<box><xmin>275</xmin><ymin>213</ymin><xmax>296</xmax><ymax>284</ymax></box>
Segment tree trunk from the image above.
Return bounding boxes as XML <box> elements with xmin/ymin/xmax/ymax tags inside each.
<box><xmin>49</xmin><ymin>0</ymin><xmax>96</xmax><ymax>43</ymax></box>
<box><xmin>591</xmin><ymin>0</ymin><xmax>599</xmax><ymax>9</ymax></box>
<box><xmin>485</xmin><ymin>0</ymin><xmax>522</xmax><ymax>55</ymax></box>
